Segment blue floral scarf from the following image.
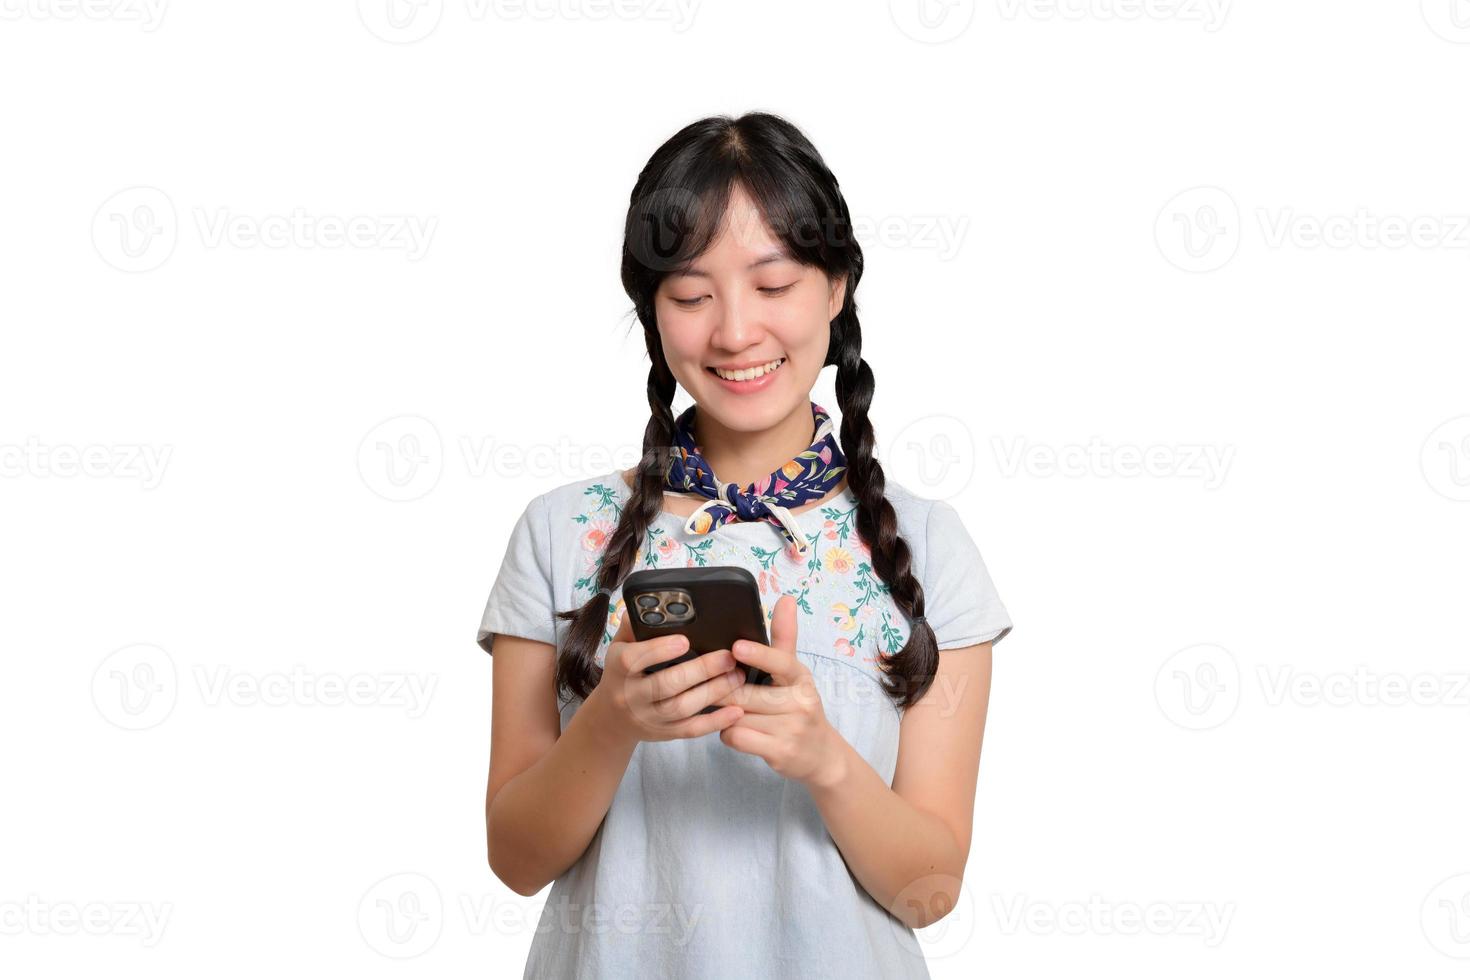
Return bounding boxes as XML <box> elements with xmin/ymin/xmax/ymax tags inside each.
<box><xmin>664</xmin><ymin>401</ymin><xmax>847</xmax><ymax>558</ymax></box>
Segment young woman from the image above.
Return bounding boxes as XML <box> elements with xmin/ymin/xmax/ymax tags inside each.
<box><xmin>476</xmin><ymin>112</ymin><xmax>1012</xmax><ymax>979</ymax></box>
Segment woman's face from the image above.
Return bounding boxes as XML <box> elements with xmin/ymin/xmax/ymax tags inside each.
<box><xmin>654</xmin><ymin>182</ymin><xmax>846</xmax><ymax>435</ymax></box>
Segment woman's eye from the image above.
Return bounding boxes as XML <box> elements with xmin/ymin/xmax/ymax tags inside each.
<box><xmin>759</xmin><ymin>283</ymin><xmax>796</xmax><ymax>296</ymax></box>
<box><xmin>671</xmin><ymin>296</ymin><xmax>706</xmax><ymax>308</ymax></box>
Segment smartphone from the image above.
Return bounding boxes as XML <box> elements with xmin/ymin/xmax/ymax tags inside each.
<box><xmin>622</xmin><ymin>566</ymin><xmax>775</xmax><ymax>713</ymax></box>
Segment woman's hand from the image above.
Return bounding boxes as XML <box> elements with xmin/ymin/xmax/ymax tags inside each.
<box><xmin>713</xmin><ymin>595</ymin><xmax>846</xmax><ymax>787</ymax></box>
<box><xmin>586</xmin><ymin>612</ymin><xmax>747</xmax><ymax>747</ymax></box>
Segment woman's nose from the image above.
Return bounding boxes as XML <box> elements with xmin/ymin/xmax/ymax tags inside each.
<box><xmin>711</xmin><ymin>291</ymin><xmax>762</xmax><ymax>348</ymax></box>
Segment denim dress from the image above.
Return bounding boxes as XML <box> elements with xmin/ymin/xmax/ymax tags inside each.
<box><xmin>477</xmin><ymin>470</ymin><xmax>1012</xmax><ymax>979</ymax></box>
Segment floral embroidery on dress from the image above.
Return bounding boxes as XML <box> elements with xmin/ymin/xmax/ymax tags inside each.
<box><xmin>571</xmin><ymin>479</ymin><xmax>911</xmax><ymax>667</ymax></box>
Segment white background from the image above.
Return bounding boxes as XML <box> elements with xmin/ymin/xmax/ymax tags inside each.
<box><xmin>3</xmin><ymin>1</ymin><xmax>1469</xmax><ymax>976</ymax></box>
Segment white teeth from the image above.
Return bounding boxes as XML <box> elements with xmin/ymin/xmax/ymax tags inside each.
<box><xmin>713</xmin><ymin>357</ymin><xmax>784</xmax><ymax>382</ymax></box>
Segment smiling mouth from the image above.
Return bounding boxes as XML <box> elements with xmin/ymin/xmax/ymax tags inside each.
<box><xmin>706</xmin><ymin>357</ymin><xmax>787</xmax><ymax>382</ymax></box>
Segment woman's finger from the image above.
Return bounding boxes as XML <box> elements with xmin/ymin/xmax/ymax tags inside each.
<box><xmin>624</xmin><ymin>634</ymin><xmax>693</xmax><ymax>674</ymax></box>
<box><xmin>670</xmin><ymin>704</ymin><xmax>744</xmax><ymax>740</ymax></box>
<box><xmin>730</xmin><ymin>639</ymin><xmax>804</xmax><ymax>688</ymax></box>
<box><xmin>645</xmin><ymin>649</ymin><xmax>735</xmax><ymax>700</ymax></box>
<box><xmin>720</xmin><ymin>720</ymin><xmax>783</xmax><ymax>758</ymax></box>
<box><xmin>655</xmin><ymin>666</ymin><xmax>746</xmax><ymax>721</ymax></box>
<box><xmin>714</xmin><ymin>679</ymin><xmax>816</xmax><ymax>714</ymax></box>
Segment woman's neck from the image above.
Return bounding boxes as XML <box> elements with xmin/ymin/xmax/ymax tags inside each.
<box><xmin>691</xmin><ymin>401</ymin><xmax>820</xmax><ymax>489</ymax></box>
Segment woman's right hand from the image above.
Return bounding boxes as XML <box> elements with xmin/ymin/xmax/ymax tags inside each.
<box><xmin>587</xmin><ymin>612</ymin><xmax>746</xmax><ymax>745</ymax></box>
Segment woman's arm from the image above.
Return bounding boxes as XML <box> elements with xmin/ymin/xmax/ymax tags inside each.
<box><xmin>803</xmin><ymin>640</ymin><xmax>993</xmax><ymax>929</ymax></box>
<box><xmin>484</xmin><ymin>634</ymin><xmax>638</xmax><ymax>896</ymax></box>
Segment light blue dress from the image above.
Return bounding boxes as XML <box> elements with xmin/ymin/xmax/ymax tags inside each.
<box><xmin>477</xmin><ymin>470</ymin><xmax>1012</xmax><ymax>978</ymax></box>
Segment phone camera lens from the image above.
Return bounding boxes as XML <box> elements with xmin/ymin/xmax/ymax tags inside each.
<box><xmin>665</xmin><ymin>602</ymin><xmax>688</xmax><ymax>615</ymax></box>
<box><xmin>635</xmin><ymin>595</ymin><xmax>660</xmax><ymax>609</ymax></box>
<box><xmin>641</xmin><ymin>611</ymin><xmax>665</xmax><ymax>625</ymax></box>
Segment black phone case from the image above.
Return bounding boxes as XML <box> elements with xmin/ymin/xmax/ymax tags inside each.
<box><xmin>622</xmin><ymin>567</ymin><xmax>775</xmax><ymax>712</ymax></box>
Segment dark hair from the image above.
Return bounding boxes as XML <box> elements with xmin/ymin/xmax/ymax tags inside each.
<box><xmin>553</xmin><ymin>111</ymin><xmax>939</xmax><ymax>710</ymax></box>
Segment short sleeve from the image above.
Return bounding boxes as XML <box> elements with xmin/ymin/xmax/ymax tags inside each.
<box><xmin>920</xmin><ymin>500</ymin><xmax>1013</xmax><ymax>650</ymax></box>
<box><xmin>475</xmin><ymin>494</ymin><xmax>559</xmax><ymax>655</ymax></box>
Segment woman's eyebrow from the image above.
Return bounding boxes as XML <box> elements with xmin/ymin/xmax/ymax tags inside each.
<box><xmin>675</xmin><ymin>249</ymin><xmax>793</xmax><ymax>279</ymax></box>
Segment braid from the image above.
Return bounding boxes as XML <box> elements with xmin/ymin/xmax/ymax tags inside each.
<box><xmin>552</xmin><ymin>356</ymin><xmax>678</xmax><ymax>705</ymax></box>
<box><xmin>830</xmin><ymin>307</ymin><xmax>939</xmax><ymax>711</ymax></box>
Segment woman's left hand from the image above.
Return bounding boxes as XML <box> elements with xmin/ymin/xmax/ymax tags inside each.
<box><xmin>714</xmin><ymin>594</ymin><xmax>846</xmax><ymax>787</ymax></box>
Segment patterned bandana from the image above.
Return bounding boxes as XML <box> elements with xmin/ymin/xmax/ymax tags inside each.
<box><xmin>664</xmin><ymin>401</ymin><xmax>847</xmax><ymax>558</ymax></box>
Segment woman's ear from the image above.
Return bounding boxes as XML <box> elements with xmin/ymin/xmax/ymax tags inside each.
<box><xmin>827</xmin><ymin>273</ymin><xmax>848</xmax><ymax>321</ymax></box>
